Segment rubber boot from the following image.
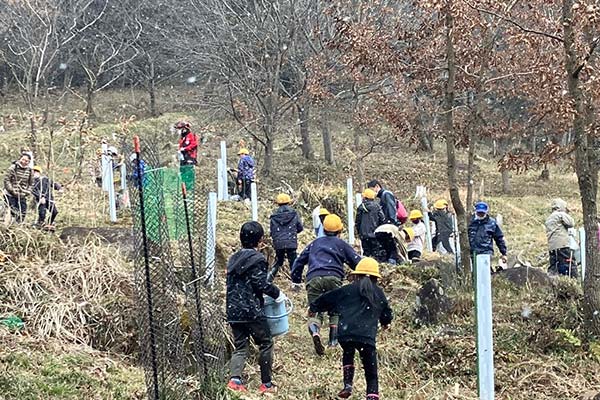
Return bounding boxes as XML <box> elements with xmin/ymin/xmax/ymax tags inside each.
<box><xmin>337</xmin><ymin>365</ymin><xmax>354</xmax><ymax>398</ymax></box>
<box><xmin>308</xmin><ymin>323</ymin><xmax>325</xmax><ymax>356</ymax></box>
<box><xmin>366</xmin><ymin>394</ymin><xmax>380</xmax><ymax>400</ymax></box>
<box><xmin>328</xmin><ymin>324</ymin><xmax>339</xmax><ymax>347</ymax></box>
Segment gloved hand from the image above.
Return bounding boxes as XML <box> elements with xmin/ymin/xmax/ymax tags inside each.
<box><xmin>291</xmin><ymin>282</ymin><xmax>302</xmax><ymax>292</ymax></box>
<box><xmin>275</xmin><ymin>291</ymin><xmax>287</xmax><ymax>303</ymax></box>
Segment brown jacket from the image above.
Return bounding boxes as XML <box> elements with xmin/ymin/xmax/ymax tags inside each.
<box><xmin>3</xmin><ymin>162</ymin><xmax>33</xmax><ymax>197</ymax></box>
<box><xmin>545</xmin><ymin>211</ymin><xmax>575</xmax><ymax>251</ymax></box>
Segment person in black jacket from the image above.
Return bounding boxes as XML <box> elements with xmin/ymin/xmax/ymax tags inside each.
<box><xmin>31</xmin><ymin>166</ymin><xmax>63</xmax><ymax>230</ymax></box>
<box><xmin>226</xmin><ymin>221</ymin><xmax>283</xmax><ymax>395</ymax></box>
<box><xmin>355</xmin><ymin>188</ymin><xmax>385</xmax><ymax>257</ymax></box>
<box><xmin>268</xmin><ymin>193</ymin><xmax>303</xmax><ymax>280</ymax></box>
<box><xmin>310</xmin><ymin>257</ymin><xmax>393</xmax><ymax>400</ymax></box>
<box><xmin>429</xmin><ymin>199</ymin><xmax>454</xmax><ymax>254</ymax></box>
<box><xmin>367</xmin><ymin>179</ymin><xmax>398</xmax><ymax>226</ymax></box>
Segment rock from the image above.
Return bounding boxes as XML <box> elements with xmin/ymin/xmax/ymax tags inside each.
<box><xmin>59</xmin><ymin>226</ymin><xmax>134</xmax><ymax>252</ymax></box>
<box><xmin>415</xmin><ymin>278</ymin><xmax>451</xmax><ymax>325</ymax></box>
<box><xmin>412</xmin><ymin>259</ymin><xmax>457</xmax><ymax>289</ymax></box>
<box><xmin>493</xmin><ymin>266</ymin><xmax>552</xmax><ymax>288</ymax></box>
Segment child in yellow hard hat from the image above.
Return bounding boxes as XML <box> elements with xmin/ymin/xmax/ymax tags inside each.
<box><xmin>268</xmin><ymin>193</ymin><xmax>304</xmax><ymax>280</ymax></box>
<box><xmin>407</xmin><ymin>210</ymin><xmax>427</xmax><ymax>261</ymax></box>
<box><xmin>291</xmin><ymin>214</ymin><xmax>362</xmax><ymax>354</ymax></box>
<box><xmin>310</xmin><ymin>257</ymin><xmax>393</xmax><ymax>400</ymax></box>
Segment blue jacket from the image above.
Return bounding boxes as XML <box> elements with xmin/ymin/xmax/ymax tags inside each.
<box><xmin>468</xmin><ymin>216</ymin><xmax>507</xmax><ymax>256</ymax></box>
<box><xmin>291</xmin><ymin>236</ymin><xmax>361</xmax><ymax>283</ymax></box>
<box><xmin>237</xmin><ymin>155</ymin><xmax>255</xmax><ymax>181</ymax></box>
<box><xmin>270</xmin><ymin>205</ymin><xmax>303</xmax><ymax>250</ymax></box>
<box><xmin>377</xmin><ymin>189</ymin><xmax>398</xmax><ymax>225</ymax></box>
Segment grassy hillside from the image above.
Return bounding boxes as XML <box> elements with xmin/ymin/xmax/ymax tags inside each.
<box><xmin>0</xmin><ymin>91</ymin><xmax>598</xmax><ymax>399</ymax></box>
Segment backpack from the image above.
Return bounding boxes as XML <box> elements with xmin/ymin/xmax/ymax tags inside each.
<box><xmin>396</xmin><ymin>199</ymin><xmax>408</xmax><ymax>224</ymax></box>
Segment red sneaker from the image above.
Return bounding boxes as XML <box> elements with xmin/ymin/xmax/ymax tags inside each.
<box><xmin>227</xmin><ymin>379</ymin><xmax>247</xmax><ymax>392</ymax></box>
<box><xmin>259</xmin><ymin>383</ymin><xmax>278</xmax><ymax>395</ymax></box>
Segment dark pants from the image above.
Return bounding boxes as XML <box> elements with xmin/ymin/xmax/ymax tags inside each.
<box><xmin>274</xmin><ymin>248</ymin><xmax>297</xmax><ymax>271</ymax></box>
<box><xmin>341</xmin><ymin>341</ymin><xmax>379</xmax><ymax>395</ymax></box>
<box><xmin>360</xmin><ymin>237</ymin><xmax>380</xmax><ymax>258</ymax></box>
<box><xmin>433</xmin><ymin>232</ymin><xmax>454</xmax><ymax>254</ymax></box>
<box><xmin>6</xmin><ymin>194</ymin><xmax>27</xmax><ymax>223</ymax></box>
<box><xmin>306</xmin><ymin>276</ymin><xmax>342</xmax><ymax>326</ymax></box>
<box><xmin>239</xmin><ymin>179</ymin><xmax>252</xmax><ymax>200</ymax></box>
<box><xmin>229</xmin><ymin>320</ymin><xmax>274</xmax><ymax>384</ymax></box>
<box><xmin>549</xmin><ymin>247</ymin><xmax>577</xmax><ymax>278</ymax></box>
<box><xmin>38</xmin><ymin>202</ymin><xmax>58</xmax><ymax>225</ymax></box>
<box><xmin>375</xmin><ymin>232</ymin><xmax>398</xmax><ymax>263</ymax></box>
<box><xmin>408</xmin><ymin>250</ymin><xmax>422</xmax><ymax>261</ymax></box>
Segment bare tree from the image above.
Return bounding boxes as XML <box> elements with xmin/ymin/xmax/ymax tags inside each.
<box><xmin>0</xmin><ymin>0</ymin><xmax>107</xmax><ymax>109</ymax></box>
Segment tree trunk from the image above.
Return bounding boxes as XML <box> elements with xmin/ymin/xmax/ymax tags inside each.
<box><xmin>540</xmin><ymin>166</ymin><xmax>550</xmax><ymax>180</ymax></box>
<box><xmin>85</xmin><ymin>82</ymin><xmax>95</xmax><ymax>118</ymax></box>
<box><xmin>297</xmin><ymin>103</ymin><xmax>313</xmax><ymax>160</ymax></box>
<box><xmin>466</xmin><ymin>135</ymin><xmax>476</xmax><ymax>209</ymax></box>
<box><xmin>29</xmin><ymin>116</ymin><xmax>37</xmax><ymax>159</ymax></box>
<box><xmin>148</xmin><ymin>59</ymin><xmax>158</xmax><ymax>117</ymax></box>
<box><xmin>563</xmin><ymin>0</ymin><xmax>600</xmax><ymax>335</ymax></box>
<box><xmin>501</xmin><ymin>168</ymin><xmax>511</xmax><ymax>194</ymax></box>
<box><xmin>443</xmin><ymin>0</ymin><xmax>471</xmax><ymax>277</ymax></box>
<box><xmin>262</xmin><ymin>138</ymin><xmax>274</xmax><ymax>177</ymax></box>
<box><xmin>320</xmin><ymin>110</ymin><xmax>335</xmax><ymax>166</ymax></box>
<box><xmin>415</xmin><ymin>113</ymin><xmax>433</xmax><ymax>152</ymax></box>
<box><xmin>353</xmin><ymin>124</ymin><xmax>365</xmax><ymax>186</ymax></box>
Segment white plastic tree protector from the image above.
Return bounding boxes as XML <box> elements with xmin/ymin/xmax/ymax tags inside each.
<box><xmin>420</xmin><ymin>195</ymin><xmax>433</xmax><ymax>252</ymax></box>
<box><xmin>217</xmin><ymin>159</ymin><xmax>224</xmax><ymax>201</ymax></box>
<box><xmin>220</xmin><ymin>141</ymin><xmax>229</xmax><ymax>200</ymax></box>
<box><xmin>346</xmin><ymin>178</ymin><xmax>355</xmax><ymax>245</ymax></box>
<box><xmin>205</xmin><ymin>192</ymin><xmax>218</xmax><ymax>286</ymax></box>
<box><xmin>251</xmin><ymin>182</ymin><xmax>258</xmax><ymax>222</ymax></box>
<box><xmin>475</xmin><ymin>254</ymin><xmax>495</xmax><ymax>400</ymax></box>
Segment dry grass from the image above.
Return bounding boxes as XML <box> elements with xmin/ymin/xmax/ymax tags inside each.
<box><xmin>0</xmin><ymin>226</ymin><xmax>136</xmax><ymax>352</ymax></box>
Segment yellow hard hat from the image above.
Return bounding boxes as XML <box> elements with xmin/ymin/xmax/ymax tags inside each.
<box><xmin>33</xmin><ymin>165</ymin><xmax>42</xmax><ymax>173</ymax></box>
<box><xmin>276</xmin><ymin>193</ymin><xmax>292</xmax><ymax>205</ymax></box>
<box><xmin>238</xmin><ymin>148</ymin><xmax>250</xmax><ymax>155</ymax></box>
<box><xmin>351</xmin><ymin>257</ymin><xmax>381</xmax><ymax>278</ymax></box>
<box><xmin>319</xmin><ymin>208</ymin><xmax>330</xmax><ymax>216</ymax></box>
<box><xmin>402</xmin><ymin>227</ymin><xmax>415</xmax><ymax>242</ymax></box>
<box><xmin>362</xmin><ymin>188</ymin><xmax>376</xmax><ymax>200</ymax></box>
<box><xmin>434</xmin><ymin>199</ymin><xmax>449</xmax><ymax>210</ymax></box>
<box><xmin>409</xmin><ymin>210</ymin><xmax>423</xmax><ymax>220</ymax></box>
<box><xmin>323</xmin><ymin>214</ymin><xmax>343</xmax><ymax>233</ymax></box>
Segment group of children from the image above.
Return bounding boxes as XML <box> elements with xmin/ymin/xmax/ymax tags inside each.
<box><xmin>226</xmin><ymin>193</ymin><xmax>393</xmax><ymax>399</ymax></box>
<box><xmin>225</xmin><ymin>185</ymin><xmax>514</xmax><ymax>398</ymax></box>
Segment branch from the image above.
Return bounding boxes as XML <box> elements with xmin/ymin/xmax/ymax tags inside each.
<box><xmin>465</xmin><ymin>1</ymin><xmax>564</xmax><ymax>43</ymax></box>
<box><xmin>573</xmin><ymin>36</ymin><xmax>600</xmax><ymax>78</ymax></box>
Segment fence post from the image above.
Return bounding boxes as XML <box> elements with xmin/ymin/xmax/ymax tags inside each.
<box><xmin>220</xmin><ymin>141</ymin><xmax>229</xmax><ymax>200</ymax></box>
<box><xmin>579</xmin><ymin>227</ymin><xmax>586</xmax><ymax>283</ymax></box>
<box><xmin>420</xmin><ymin>195</ymin><xmax>433</xmax><ymax>252</ymax></box>
<box><xmin>205</xmin><ymin>192</ymin><xmax>218</xmax><ymax>286</ymax></box>
<box><xmin>251</xmin><ymin>182</ymin><xmax>258</xmax><ymax>221</ymax></box>
<box><xmin>475</xmin><ymin>254</ymin><xmax>495</xmax><ymax>400</ymax></box>
<box><xmin>355</xmin><ymin>193</ymin><xmax>362</xmax><ymax>208</ymax></box>
<box><xmin>217</xmin><ymin>159</ymin><xmax>224</xmax><ymax>201</ymax></box>
<box><xmin>101</xmin><ymin>144</ymin><xmax>110</xmax><ymax>192</ymax></box>
<box><xmin>453</xmin><ymin>214</ymin><xmax>462</xmax><ymax>269</ymax></box>
<box><xmin>347</xmin><ymin>178</ymin><xmax>355</xmax><ymax>245</ymax></box>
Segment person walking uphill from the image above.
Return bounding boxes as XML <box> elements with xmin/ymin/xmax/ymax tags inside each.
<box><xmin>429</xmin><ymin>199</ymin><xmax>454</xmax><ymax>254</ymax></box>
<box><xmin>237</xmin><ymin>148</ymin><xmax>255</xmax><ymax>201</ymax></box>
<box><xmin>367</xmin><ymin>180</ymin><xmax>398</xmax><ymax>226</ymax></box>
<box><xmin>407</xmin><ymin>210</ymin><xmax>427</xmax><ymax>261</ymax></box>
<box><xmin>545</xmin><ymin>198</ymin><xmax>576</xmax><ymax>277</ymax></box>
<box><xmin>269</xmin><ymin>193</ymin><xmax>304</xmax><ymax>280</ymax></box>
<box><xmin>31</xmin><ymin>166</ymin><xmax>63</xmax><ymax>230</ymax></box>
<box><xmin>226</xmin><ymin>221</ymin><xmax>283</xmax><ymax>395</ymax></box>
<box><xmin>356</xmin><ymin>188</ymin><xmax>385</xmax><ymax>257</ymax></box>
<box><xmin>175</xmin><ymin>121</ymin><xmax>198</xmax><ymax>166</ymax></box>
<box><xmin>468</xmin><ymin>202</ymin><xmax>508</xmax><ymax>264</ymax></box>
<box><xmin>291</xmin><ymin>214</ymin><xmax>362</xmax><ymax>354</ymax></box>
<box><xmin>310</xmin><ymin>257</ymin><xmax>393</xmax><ymax>400</ymax></box>
<box><xmin>3</xmin><ymin>152</ymin><xmax>33</xmax><ymax>223</ymax></box>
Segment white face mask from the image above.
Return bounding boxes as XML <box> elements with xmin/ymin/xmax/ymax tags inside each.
<box><xmin>476</xmin><ymin>213</ymin><xmax>487</xmax><ymax>220</ymax></box>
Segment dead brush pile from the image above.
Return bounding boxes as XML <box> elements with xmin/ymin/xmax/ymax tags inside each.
<box><xmin>0</xmin><ymin>226</ymin><xmax>136</xmax><ymax>353</ymax></box>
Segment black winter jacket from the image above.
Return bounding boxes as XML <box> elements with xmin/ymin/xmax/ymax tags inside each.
<box><xmin>32</xmin><ymin>176</ymin><xmax>62</xmax><ymax>202</ymax></box>
<box><xmin>226</xmin><ymin>249</ymin><xmax>281</xmax><ymax>323</ymax></box>
<box><xmin>355</xmin><ymin>199</ymin><xmax>385</xmax><ymax>239</ymax></box>
<box><xmin>269</xmin><ymin>205</ymin><xmax>303</xmax><ymax>250</ymax></box>
<box><xmin>310</xmin><ymin>282</ymin><xmax>393</xmax><ymax>347</ymax></box>
<box><xmin>429</xmin><ymin>210</ymin><xmax>454</xmax><ymax>235</ymax></box>
<box><xmin>377</xmin><ymin>189</ymin><xmax>398</xmax><ymax>225</ymax></box>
